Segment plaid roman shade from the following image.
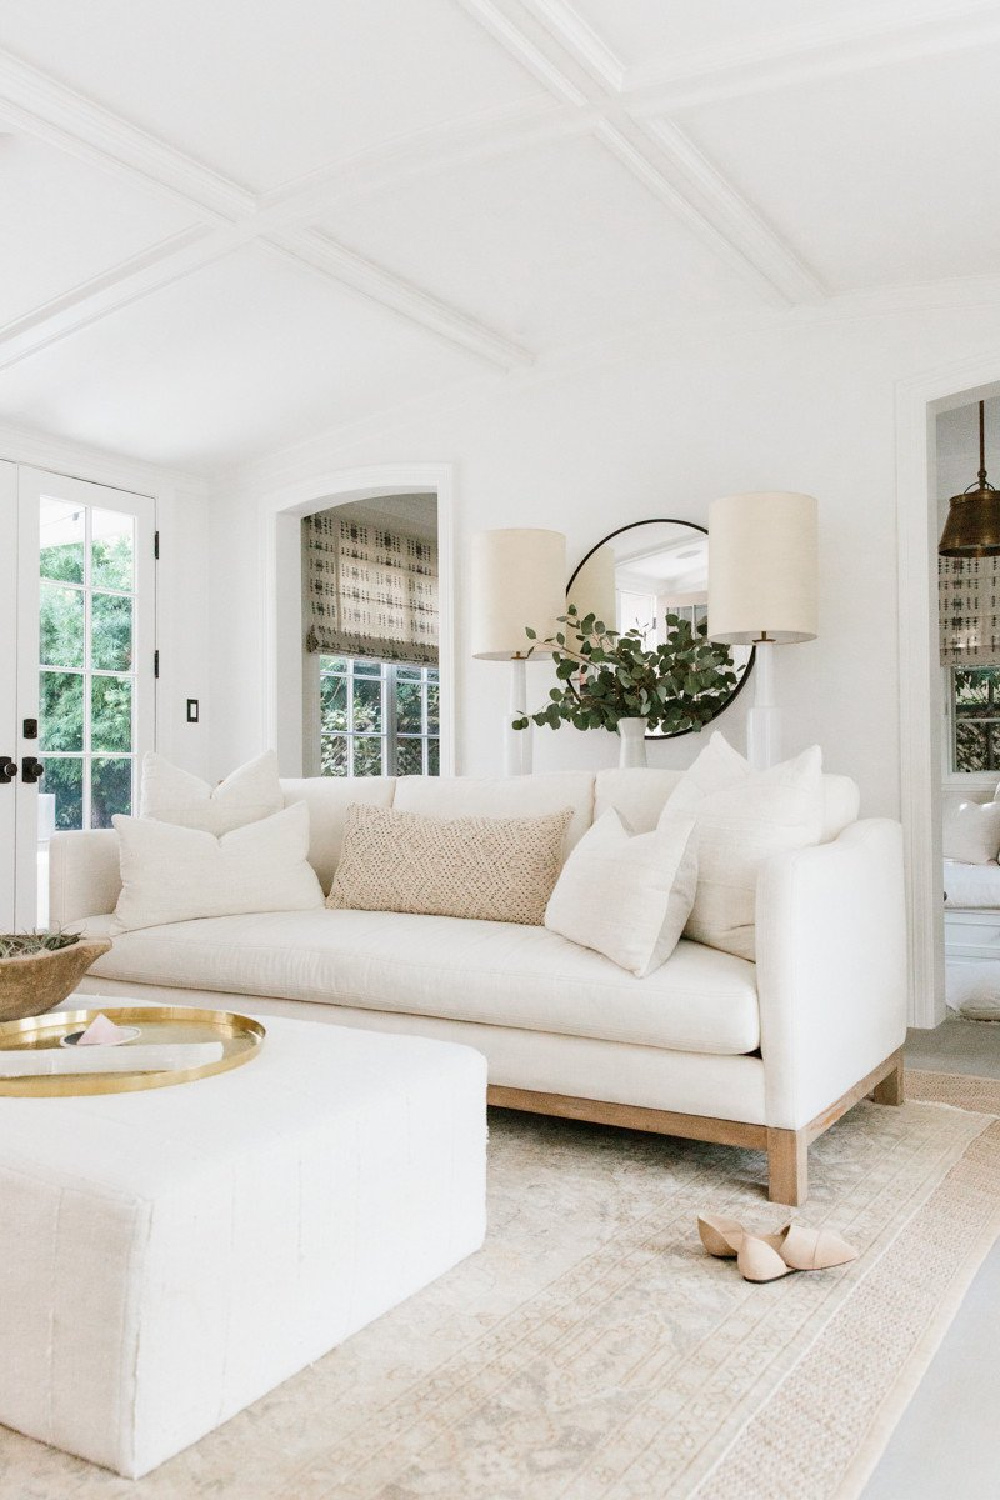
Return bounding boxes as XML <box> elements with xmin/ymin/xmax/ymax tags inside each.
<box><xmin>939</xmin><ymin>555</ymin><xmax>1000</xmax><ymax>665</ymax></box>
<box><xmin>304</xmin><ymin>508</ymin><xmax>438</xmax><ymax>664</ymax></box>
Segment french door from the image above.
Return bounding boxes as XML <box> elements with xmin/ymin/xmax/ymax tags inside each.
<box><xmin>1</xmin><ymin>467</ymin><xmax>155</xmax><ymax>931</ymax></box>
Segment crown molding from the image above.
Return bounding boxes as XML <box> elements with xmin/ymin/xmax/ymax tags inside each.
<box><xmin>0</xmin><ymin>413</ymin><xmax>206</xmax><ymax>495</ymax></box>
<box><xmin>216</xmin><ymin>268</ymin><xmax>1000</xmax><ymax>496</ymax></box>
<box><xmin>267</xmin><ymin>229</ymin><xmax>533</xmax><ymax>370</ymax></box>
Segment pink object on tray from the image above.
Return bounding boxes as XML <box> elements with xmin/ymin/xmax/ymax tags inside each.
<box><xmin>77</xmin><ymin>1014</ymin><xmax>134</xmax><ymax>1047</ymax></box>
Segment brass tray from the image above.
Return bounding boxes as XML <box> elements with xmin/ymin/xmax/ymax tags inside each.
<box><xmin>0</xmin><ymin>1006</ymin><xmax>265</xmax><ymax>1097</ymax></box>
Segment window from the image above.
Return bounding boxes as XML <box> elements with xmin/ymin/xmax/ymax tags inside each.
<box><xmin>38</xmin><ymin>499</ymin><xmax>138</xmax><ymax>829</ymax></box>
<box><xmin>951</xmin><ymin>667</ymin><xmax>1000</xmax><ymax>772</ymax></box>
<box><xmin>319</xmin><ymin>656</ymin><xmax>439</xmax><ymax>777</ymax></box>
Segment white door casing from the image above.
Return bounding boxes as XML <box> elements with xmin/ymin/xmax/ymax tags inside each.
<box><xmin>896</xmin><ymin>358</ymin><xmax>1000</xmax><ymax>1028</ymax></box>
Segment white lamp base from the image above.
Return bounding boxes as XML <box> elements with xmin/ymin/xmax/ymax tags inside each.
<box><xmin>746</xmin><ymin>639</ymin><xmax>781</xmax><ymax>770</ymax></box>
<box><xmin>505</xmin><ymin>656</ymin><xmax>531</xmax><ymax>776</ymax></box>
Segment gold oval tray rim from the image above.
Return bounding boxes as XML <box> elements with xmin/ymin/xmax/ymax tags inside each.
<box><xmin>0</xmin><ymin>1005</ymin><xmax>266</xmax><ymax>1097</ymax></box>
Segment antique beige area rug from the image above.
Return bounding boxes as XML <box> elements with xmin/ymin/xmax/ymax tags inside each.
<box><xmin>2</xmin><ymin>1071</ymin><xmax>1000</xmax><ymax>1500</ymax></box>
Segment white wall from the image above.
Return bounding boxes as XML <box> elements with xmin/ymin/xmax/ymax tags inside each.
<box><xmin>207</xmin><ymin>302</ymin><xmax>1000</xmax><ymax>816</ymax></box>
<box><xmin>154</xmin><ymin>480</ymin><xmax>212</xmax><ymax>775</ymax></box>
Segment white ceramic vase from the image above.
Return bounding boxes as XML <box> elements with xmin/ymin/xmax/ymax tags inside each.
<box><xmin>617</xmin><ymin>716</ymin><xmax>648</xmax><ymax>769</ymax></box>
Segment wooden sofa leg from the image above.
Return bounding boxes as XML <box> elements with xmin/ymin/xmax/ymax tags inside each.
<box><xmin>872</xmin><ymin>1051</ymin><xmax>905</xmax><ymax>1106</ymax></box>
<box><xmin>767</xmin><ymin>1128</ymin><xmax>808</xmax><ymax>1206</ymax></box>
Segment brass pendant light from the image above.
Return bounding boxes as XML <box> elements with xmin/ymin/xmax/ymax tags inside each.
<box><xmin>939</xmin><ymin>399</ymin><xmax>1000</xmax><ymax>556</ymax></box>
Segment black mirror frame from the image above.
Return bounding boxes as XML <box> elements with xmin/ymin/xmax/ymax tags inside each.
<box><xmin>567</xmin><ymin>518</ymin><xmax>756</xmax><ymax>740</ymax></box>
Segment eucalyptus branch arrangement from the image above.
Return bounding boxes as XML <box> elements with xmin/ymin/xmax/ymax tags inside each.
<box><xmin>512</xmin><ymin>605</ymin><xmax>738</xmax><ymax>736</ymax></box>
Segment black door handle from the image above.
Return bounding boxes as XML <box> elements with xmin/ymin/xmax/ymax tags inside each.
<box><xmin>21</xmin><ymin>756</ymin><xmax>44</xmax><ymax>785</ymax></box>
<box><xmin>0</xmin><ymin>756</ymin><xmax>15</xmax><ymax>784</ymax></box>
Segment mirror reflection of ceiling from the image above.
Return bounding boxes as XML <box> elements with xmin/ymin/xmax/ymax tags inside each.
<box><xmin>611</xmin><ymin>521</ymin><xmax>707</xmax><ymax>602</ymax></box>
<box><xmin>568</xmin><ymin>519</ymin><xmax>753</xmax><ymax>739</ymax></box>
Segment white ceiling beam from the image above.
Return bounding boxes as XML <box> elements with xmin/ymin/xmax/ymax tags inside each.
<box><xmin>0</xmin><ymin>51</ymin><xmax>252</xmax><ymax>221</ymax></box>
<box><xmin>267</xmin><ymin>229</ymin><xmax>533</xmax><ymax>371</ymax></box>
<box><xmin>458</xmin><ymin>0</ymin><xmax>825</xmax><ymax>305</ymax></box>
<box><xmin>0</xmin><ymin>45</ymin><xmax>535</xmax><ymax>371</ymax></box>
<box><xmin>0</xmin><ymin>226</ymin><xmax>251</xmax><ymax>372</ymax></box>
<box><xmin>625</xmin><ymin>3</ymin><xmax>1000</xmax><ymax>112</ymax></box>
<box><xmin>638</xmin><ymin>118</ymin><xmax>825</xmax><ymax>304</ymax></box>
<box><xmin>452</xmin><ymin>0</ymin><xmax>587</xmax><ymax>104</ymax></box>
<box><xmin>515</xmin><ymin>0</ymin><xmax>625</xmax><ymax>92</ymax></box>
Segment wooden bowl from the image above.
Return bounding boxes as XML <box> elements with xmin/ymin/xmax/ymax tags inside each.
<box><xmin>0</xmin><ymin>940</ymin><xmax>112</xmax><ymax>1022</ymax></box>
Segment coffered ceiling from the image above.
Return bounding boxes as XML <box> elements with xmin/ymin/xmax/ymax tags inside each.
<box><xmin>0</xmin><ymin>0</ymin><xmax>995</xmax><ymax>472</ymax></box>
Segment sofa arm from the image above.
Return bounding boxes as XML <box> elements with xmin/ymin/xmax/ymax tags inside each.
<box><xmin>754</xmin><ymin>818</ymin><xmax>907</xmax><ymax>1131</ymax></box>
<box><xmin>49</xmin><ymin>830</ymin><xmax>121</xmax><ymax>931</ymax></box>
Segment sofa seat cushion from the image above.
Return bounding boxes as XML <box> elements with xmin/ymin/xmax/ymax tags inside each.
<box><xmin>87</xmin><ymin>910</ymin><xmax>760</xmax><ymax>1057</ymax></box>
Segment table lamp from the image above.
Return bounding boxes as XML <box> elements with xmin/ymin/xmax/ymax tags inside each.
<box><xmin>471</xmin><ymin>528</ymin><xmax>566</xmax><ymax>775</ymax></box>
<box><xmin>708</xmin><ymin>491</ymin><xmax>818</xmax><ymax>768</ymax></box>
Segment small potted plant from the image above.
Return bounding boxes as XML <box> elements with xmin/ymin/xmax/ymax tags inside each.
<box><xmin>0</xmin><ymin>932</ymin><xmax>112</xmax><ymax>1023</ymax></box>
<box><xmin>512</xmin><ymin>606</ymin><xmax>738</xmax><ymax>766</ymax></box>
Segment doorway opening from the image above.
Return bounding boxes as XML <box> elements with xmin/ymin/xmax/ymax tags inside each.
<box><xmin>265</xmin><ymin>464</ymin><xmax>455</xmax><ymax>781</ymax></box>
<box><xmin>301</xmin><ymin>493</ymin><xmax>440</xmax><ymax>779</ymax></box>
<box><xmin>936</xmin><ymin>393</ymin><xmax>1000</xmax><ymax>1020</ymax></box>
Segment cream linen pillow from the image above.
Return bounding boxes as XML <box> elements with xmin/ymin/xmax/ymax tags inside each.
<box><xmin>139</xmin><ymin>750</ymin><xmax>283</xmax><ymax>835</ymax></box>
<box><xmin>328</xmin><ymin>804</ymin><xmax>572</xmax><ymax>925</ymax></box>
<box><xmin>113</xmin><ymin>802</ymin><xmax>324</xmax><ymax>931</ymax></box>
<box><xmin>544</xmin><ymin>810</ymin><xmax>697</xmax><ymax>977</ymax></box>
<box><xmin>660</xmin><ymin>733</ymin><xmax>824</xmax><ymax>960</ymax></box>
<box><xmin>941</xmin><ymin>795</ymin><xmax>1000</xmax><ymax>864</ymax></box>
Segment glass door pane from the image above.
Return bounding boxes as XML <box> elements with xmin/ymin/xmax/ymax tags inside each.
<box><xmin>38</xmin><ymin>502</ymin><xmax>137</xmax><ymax>831</ymax></box>
<box><xmin>17</xmin><ymin>469</ymin><xmax>154</xmax><ymax>930</ymax></box>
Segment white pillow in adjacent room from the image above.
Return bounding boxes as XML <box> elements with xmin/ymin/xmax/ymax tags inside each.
<box><xmin>544</xmin><ymin>810</ymin><xmax>697</xmax><ymax>977</ymax></box>
<box><xmin>660</xmin><ymin>733</ymin><xmax>824</xmax><ymax>961</ymax></box>
<box><xmin>941</xmin><ymin>795</ymin><xmax>1000</xmax><ymax>865</ymax></box>
<box><xmin>139</xmin><ymin>750</ymin><xmax>283</xmax><ymax>835</ymax></box>
<box><xmin>113</xmin><ymin>802</ymin><xmax>324</xmax><ymax>931</ymax></box>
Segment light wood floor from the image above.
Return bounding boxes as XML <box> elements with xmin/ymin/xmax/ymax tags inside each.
<box><xmin>862</xmin><ymin>1017</ymin><xmax>1000</xmax><ymax>1498</ymax></box>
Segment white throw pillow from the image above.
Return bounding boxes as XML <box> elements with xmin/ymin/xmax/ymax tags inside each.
<box><xmin>660</xmin><ymin>733</ymin><xmax>824</xmax><ymax>961</ymax></box>
<box><xmin>113</xmin><ymin>802</ymin><xmax>323</xmax><ymax>931</ymax></box>
<box><xmin>544</xmin><ymin>809</ymin><xmax>697</xmax><ymax>977</ymax></box>
<box><xmin>941</xmin><ymin>795</ymin><xmax>1000</xmax><ymax>864</ymax></box>
<box><xmin>139</xmin><ymin>750</ymin><xmax>283</xmax><ymax>835</ymax></box>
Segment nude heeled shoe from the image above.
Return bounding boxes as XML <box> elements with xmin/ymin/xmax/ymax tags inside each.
<box><xmin>765</xmin><ymin>1223</ymin><xmax>859</xmax><ymax>1272</ymax></box>
<box><xmin>737</xmin><ymin>1234</ymin><xmax>791</xmax><ymax>1283</ymax></box>
<box><xmin>697</xmin><ymin>1214</ymin><xmax>858</xmax><ymax>1281</ymax></box>
<box><xmin>696</xmin><ymin>1214</ymin><xmax>745</xmax><ymax>1259</ymax></box>
<box><xmin>697</xmin><ymin>1215</ymin><xmax>790</xmax><ymax>1281</ymax></box>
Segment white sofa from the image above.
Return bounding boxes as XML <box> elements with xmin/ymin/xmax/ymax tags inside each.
<box><xmin>51</xmin><ymin>767</ymin><xmax>907</xmax><ymax>1205</ymax></box>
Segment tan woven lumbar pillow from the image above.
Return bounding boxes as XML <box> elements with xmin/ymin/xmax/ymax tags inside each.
<box><xmin>327</xmin><ymin>803</ymin><xmax>573</xmax><ymax>925</ymax></box>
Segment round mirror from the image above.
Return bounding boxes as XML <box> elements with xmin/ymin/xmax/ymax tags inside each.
<box><xmin>567</xmin><ymin>519</ymin><xmax>754</xmax><ymax>739</ymax></box>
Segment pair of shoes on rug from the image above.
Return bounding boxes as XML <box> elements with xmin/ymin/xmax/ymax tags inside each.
<box><xmin>697</xmin><ymin>1214</ymin><xmax>859</xmax><ymax>1283</ymax></box>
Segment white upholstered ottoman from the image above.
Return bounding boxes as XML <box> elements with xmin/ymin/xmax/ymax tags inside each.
<box><xmin>0</xmin><ymin>1013</ymin><xmax>487</xmax><ymax>1478</ymax></box>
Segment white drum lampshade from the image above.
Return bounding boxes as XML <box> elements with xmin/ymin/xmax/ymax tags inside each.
<box><xmin>708</xmin><ymin>491</ymin><xmax>818</xmax><ymax>644</ymax></box>
<box><xmin>566</xmin><ymin>544</ymin><xmax>617</xmax><ymax>634</ymax></box>
<box><xmin>470</xmin><ymin>529</ymin><xmax>566</xmax><ymax>659</ymax></box>
<box><xmin>471</xmin><ymin>528</ymin><xmax>567</xmax><ymax>775</ymax></box>
<box><xmin>708</xmin><ymin>492</ymin><xmax>818</xmax><ymax>768</ymax></box>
